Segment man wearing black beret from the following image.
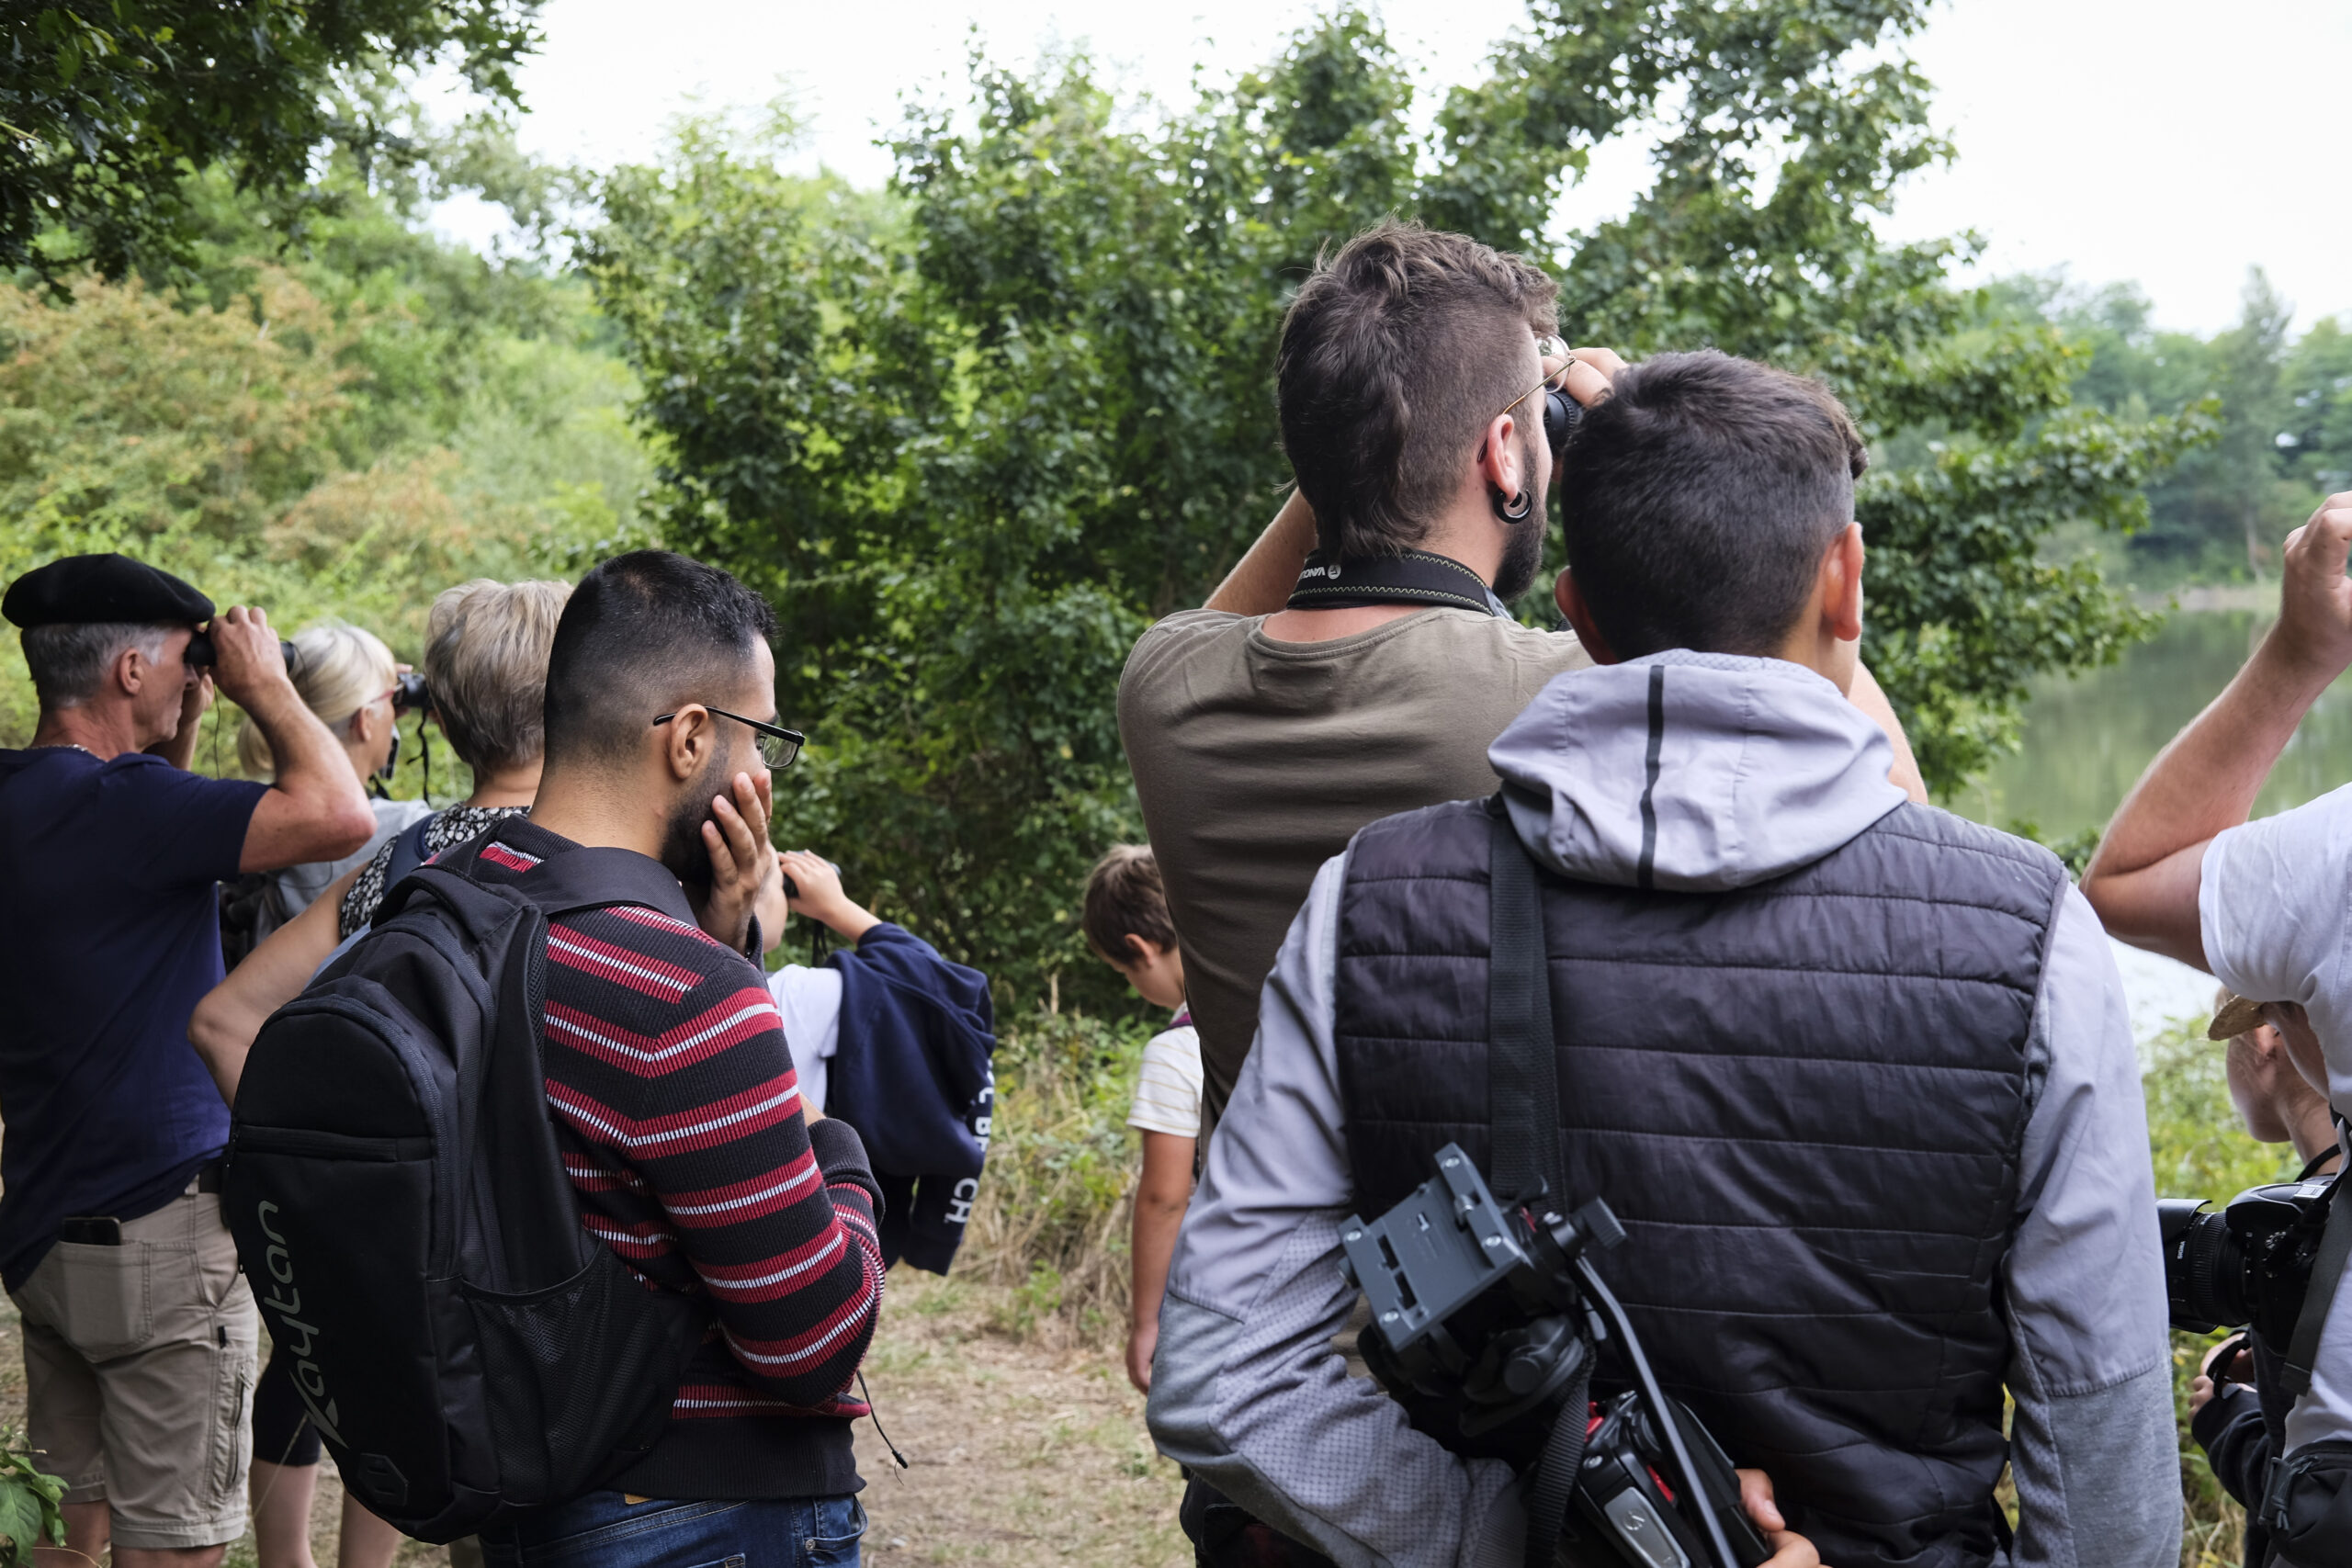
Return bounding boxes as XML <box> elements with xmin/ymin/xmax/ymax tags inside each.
<box><xmin>0</xmin><ymin>555</ymin><xmax>375</xmax><ymax>1568</ymax></box>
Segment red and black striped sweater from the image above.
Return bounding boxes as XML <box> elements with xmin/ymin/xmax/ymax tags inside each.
<box><xmin>471</xmin><ymin>818</ymin><xmax>884</xmax><ymax>1499</ymax></box>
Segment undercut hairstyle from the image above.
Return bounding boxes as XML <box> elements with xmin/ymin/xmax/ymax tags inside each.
<box><xmin>1082</xmin><ymin>844</ymin><xmax>1179</xmax><ymax>964</ymax></box>
<box><xmin>424</xmin><ymin>579</ymin><xmax>572</xmax><ymax>775</ymax></box>
<box><xmin>21</xmin><ymin>622</ymin><xmax>172</xmax><ymax>711</ymax></box>
<box><xmin>1278</xmin><ymin>220</ymin><xmax>1559</xmax><ymax>559</ymax></box>
<box><xmin>541</xmin><ymin>551</ymin><xmax>778</xmax><ymax>769</ymax></box>
<box><xmin>1558</xmin><ymin>351</ymin><xmax>1868</xmax><ymax>660</ymax></box>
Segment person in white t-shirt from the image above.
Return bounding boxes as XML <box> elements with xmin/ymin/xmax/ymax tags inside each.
<box><xmin>2084</xmin><ymin>488</ymin><xmax>2352</xmax><ymax>1476</ymax></box>
<box><xmin>1084</xmin><ymin>845</ymin><xmax>1201</xmax><ymax>1393</ymax></box>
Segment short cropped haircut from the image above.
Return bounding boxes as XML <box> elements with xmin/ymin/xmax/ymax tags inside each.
<box><xmin>1279</xmin><ymin>220</ymin><xmax>1559</xmax><ymax>559</ymax></box>
<box><xmin>21</xmin><ymin>623</ymin><xmax>173</xmax><ymax>711</ymax></box>
<box><xmin>1082</xmin><ymin>844</ymin><xmax>1179</xmax><ymax>964</ymax></box>
<box><xmin>424</xmin><ymin>579</ymin><xmax>571</xmax><ymax>775</ymax></box>
<box><xmin>542</xmin><ymin>551</ymin><xmax>778</xmax><ymax>768</ymax></box>
<box><xmin>1558</xmin><ymin>351</ymin><xmax>1868</xmax><ymax>659</ymax></box>
<box><xmin>239</xmin><ymin>620</ymin><xmax>399</xmax><ymax>775</ymax></box>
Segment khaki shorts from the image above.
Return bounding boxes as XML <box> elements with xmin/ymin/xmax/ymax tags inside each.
<box><xmin>8</xmin><ymin>1186</ymin><xmax>258</xmax><ymax>1551</ymax></box>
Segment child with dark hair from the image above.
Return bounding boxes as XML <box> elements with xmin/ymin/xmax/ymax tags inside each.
<box><xmin>1084</xmin><ymin>844</ymin><xmax>1200</xmax><ymax>1393</ymax></box>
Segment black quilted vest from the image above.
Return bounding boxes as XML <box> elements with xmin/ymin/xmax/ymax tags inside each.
<box><xmin>1333</xmin><ymin>797</ymin><xmax>2068</xmax><ymax>1568</ymax></box>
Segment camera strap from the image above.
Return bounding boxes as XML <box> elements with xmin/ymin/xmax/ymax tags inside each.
<box><xmin>1487</xmin><ymin>798</ymin><xmax>1588</xmax><ymax>1568</ymax></box>
<box><xmin>2283</xmin><ymin>1155</ymin><xmax>2352</xmax><ymax>1400</ymax></box>
<box><xmin>1288</xmin><ymin>548</ymin><xmax>1510</xmax><ymax>617</ymax></box>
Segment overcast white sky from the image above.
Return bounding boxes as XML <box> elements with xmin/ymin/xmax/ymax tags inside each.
<box><xmin>439</xmin><ymin>0</ymin><xmax>2352</xmax><ymax>336</ymax></box>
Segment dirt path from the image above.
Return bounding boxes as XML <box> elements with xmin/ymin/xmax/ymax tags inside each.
<box><xmin>854</xmin><ymin>1272</ymin><xmax>1187</xmax><ymax>1565</ymax></box>
<box><xmin>0</xmin><ymin>1269</ymin><xmax>1185</xmax><ymax>1567</ymax></box>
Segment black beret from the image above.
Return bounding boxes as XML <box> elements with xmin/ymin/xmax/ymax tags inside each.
<box><xmin>2</xmin><ymin>553</ymin><xmax>213</xmax><ymax>629</ymax></box>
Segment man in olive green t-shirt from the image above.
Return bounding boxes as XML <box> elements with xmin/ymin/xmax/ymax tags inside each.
<box><xmin>1119</xmin><ymin>222</ymin><xmax>1923</xmax><ymax>1141</ymax></box>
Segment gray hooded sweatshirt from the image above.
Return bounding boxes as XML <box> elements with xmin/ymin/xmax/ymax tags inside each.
<box><xmin>1147</xmin><ymin>651</ymin><xmax>2178</xmax><ymax>1568</ymax></box>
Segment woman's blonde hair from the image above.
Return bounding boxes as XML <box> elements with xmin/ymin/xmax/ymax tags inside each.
<box><xmin>238</xmin><ymin>621</ymin><xmax>398</xmax><ymax>777</ymax></box>
<box><xmin>424</xmin><ymin>579</ymin><xmax>572</xmax><ymax>775</ymax></box>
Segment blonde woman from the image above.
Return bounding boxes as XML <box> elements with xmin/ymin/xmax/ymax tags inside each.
<box><xmin>192</xmin><ymin>579</ymin><xmax>569</xmax><ymax>1568</ymax></box>
<box><xmin>220</xmin><ymin>622</ymin><xmax>432</xmax><ymax>961</ymax></box>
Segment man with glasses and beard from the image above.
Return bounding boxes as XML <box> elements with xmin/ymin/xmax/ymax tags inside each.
<box><xmin>451</xmin><ymin>550</ymin><xmax>885</xmax><ymax>1567</ymax></box>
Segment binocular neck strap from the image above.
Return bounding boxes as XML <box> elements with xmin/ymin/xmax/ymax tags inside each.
<box><xmin>1287</xmin><ymin>548</ymin><xmax>1507</xmax><ymax>617</ymax></box>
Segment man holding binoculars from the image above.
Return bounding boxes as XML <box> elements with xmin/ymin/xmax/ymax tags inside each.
<box><xmin>0</xmin><ymin>553</ymin><xmax>373</xmax><ymax>1568</ymax></box>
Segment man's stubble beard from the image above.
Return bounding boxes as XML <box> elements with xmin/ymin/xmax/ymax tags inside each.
<box><xmin>657</xmin><ymin>748</ymin><xmax>732</xmax><ymax>894</ymax></box>
<box><xmin>1492</xmin><ymin>425</ymin><xmax>1549</xmax><ymax>603</ymax></box>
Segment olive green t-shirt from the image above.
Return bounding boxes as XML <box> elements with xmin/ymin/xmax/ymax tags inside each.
<box><xmin>1116</xmin><ymin>607</ymin><xmax>1590</xmax><ymax>1134</ymax></box>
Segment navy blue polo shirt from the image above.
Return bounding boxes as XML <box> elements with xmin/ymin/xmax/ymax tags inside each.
<box><xmin>0</xmin><ymin>747</ymin><xmax>266</xmax><ymax>1288</ymax></box>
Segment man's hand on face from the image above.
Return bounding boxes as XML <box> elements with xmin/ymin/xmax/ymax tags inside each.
<box><xmin>2272</xmin><ymin>491</ymin><xmax>2352</xmax><ymax>679</ymax></box>
<box><xmin>693</xmin><ymin>767</ymin><xmax>778</xmax><ymax>955</ymax></box>
<box><xmin>205</xmin><ymin>605</ymin><xmax>294</xmax><ymax>708</ymax></box>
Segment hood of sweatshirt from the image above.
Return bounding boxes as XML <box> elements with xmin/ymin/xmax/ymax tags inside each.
<box><xmin>1488</xmin><ymin>649</ymin><xmax>1907</xmax><ymax>893</ymax></box>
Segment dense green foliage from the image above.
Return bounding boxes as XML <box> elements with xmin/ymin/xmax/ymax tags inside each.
<box><xmin>2047</xmin><ymin>274</ymin><xmax>2352</xmax><ymax>584</ymax></box>
<box><xmin>582</xmin><ymin>1</ymin><xmax>2204</xmax><ymax>1006</ymax></box>
<box><xmin>2</xmin><ymin>1</ymin><xmax>541</xmax><ymax>289</ymax></box>
<box><xmin>0</xmin><ymin>163</ymin><xmax>650</xmax><ymax>785</ymax></box>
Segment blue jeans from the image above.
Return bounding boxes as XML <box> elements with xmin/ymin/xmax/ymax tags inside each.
<box><xmin>477</xmin><ymin>1492</ymin><xmax>866</xmax><ymax>1568</ymax></box>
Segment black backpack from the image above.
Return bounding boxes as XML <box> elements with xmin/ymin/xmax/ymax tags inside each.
<box><xmin>222</xmin><ymin>838</ymin><xmax>711</xmax><ymax>1542</ymax></box>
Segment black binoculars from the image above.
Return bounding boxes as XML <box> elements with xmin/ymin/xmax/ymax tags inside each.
<box><xmin>183</xmin><ymin>634</ymin><xmax>432</xmax><ymax>716</ymax></box>
<box><xmin>183</xmin><ymin>630</ymin><xmax>300</xmax><ymax>673</ymax></box>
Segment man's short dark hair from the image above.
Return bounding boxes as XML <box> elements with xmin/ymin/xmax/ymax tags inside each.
<box><xmin>1082</xmin><ymin>844</ymin><xmax>1177</xmax><ymax>964</ymax></box>
<box><xmin>1278</xmin><ymin>220</ymin><xmax>1559</xmax><ymax>559</ymax></box>
<box><xmin>1558</xmin><ymin>351</ymin><xmax>1868</xmax><ymax>660</ymax></box>
<box><xmin>542</xmin><ymin>551</ymin><xmax>779</xmax><ymax>767</ymax></box>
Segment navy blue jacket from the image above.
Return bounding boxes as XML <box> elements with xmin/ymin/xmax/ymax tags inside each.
<box><xmin>822</xmin><ymin>923</ymin><xmax>996</xmax><ymax>1273</ymax></box>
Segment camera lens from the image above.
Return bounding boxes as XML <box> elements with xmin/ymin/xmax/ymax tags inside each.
<box><xmin>392</xmin><ymin>671</ymin><xmax>431</xmax><ymax>715</ymax></box>
<box><xmin>2158</xmin><ymin>1198</ymin><xmax>2251</xmax><ymax>1332</ymax></box>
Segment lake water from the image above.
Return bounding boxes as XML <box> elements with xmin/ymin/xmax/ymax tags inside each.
<box><xmin>1951</xmin><ymin>604</ymin><xmax>2352</xmax><ymax>1033</ymax></box>
<box><xmin>1953</xmin><ymin>607</ymin><xmax>2352</xmax><ymax>840</ymax></box>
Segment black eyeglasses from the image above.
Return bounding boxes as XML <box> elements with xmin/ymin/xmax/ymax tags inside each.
<box><xmin>651</xmin><ymin>706</ymin><xmax>806</xmax><ymax>770</ymax></box>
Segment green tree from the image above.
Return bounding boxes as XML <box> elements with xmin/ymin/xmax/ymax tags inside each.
<box><xmin>0</xmin><ymin>161</ymin><xmax>650</xmax><ymax>780</ymax></box>
<box><xmin>2</xmin><ymin>0</ymin><xmax>542</xmax><ymax>288</ymax></box>
<box><xmin>585</xmin><ymin>2</ymin><xmax>2207</xmax><ymax>1007</ymax></box>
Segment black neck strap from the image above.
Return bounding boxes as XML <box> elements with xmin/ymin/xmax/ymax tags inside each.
<box><xmin>1286</xmin><ymin>548</ymin><xmax>1505</xmax><ymax>617</ymax></box>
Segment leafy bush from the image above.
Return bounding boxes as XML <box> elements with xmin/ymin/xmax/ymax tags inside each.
<box><xmin>959</xmin><ymin>1009</ymin><xmax>1153</xmax><ymax>1344</ymax></box>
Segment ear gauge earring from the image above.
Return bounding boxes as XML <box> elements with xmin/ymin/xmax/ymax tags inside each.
<box><xmin>1498</xmin><ymin>489</ymin><xmax>1534</xmax><ymax>523</ymax></box>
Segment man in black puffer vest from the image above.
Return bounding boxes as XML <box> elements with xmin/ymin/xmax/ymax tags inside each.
<box><xmin>1148</xmin><ymin>352</ymin><xmax>2178</xmax><ymax>1568</ymax></box>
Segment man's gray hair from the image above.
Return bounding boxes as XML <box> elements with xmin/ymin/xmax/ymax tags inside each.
<box><xmin>21</xmin><ymin>623</ymin><xmax>175</xmax><ymax>710</ymax></box>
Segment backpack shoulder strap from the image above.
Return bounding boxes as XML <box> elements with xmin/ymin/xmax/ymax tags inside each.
<box><xmin>383</xmin><ymin>813</ymin><xmax>435</xmax><ymax>889</ymax></box>
<box><xmin>514</xmin><ymin>846</ymin><xmax>704</xmax><ymax>927</ymax></box>
<box><xmin>1487</xmin><ymin>795</ymin><xmax>1563</xmax><ymax>1208</ymax></box>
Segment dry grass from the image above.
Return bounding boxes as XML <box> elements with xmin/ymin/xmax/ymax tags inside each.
<box><xmin>854</xmin><ymin>1269</ymin><xmax>1186</xmax><ymax>1565</ymax></box>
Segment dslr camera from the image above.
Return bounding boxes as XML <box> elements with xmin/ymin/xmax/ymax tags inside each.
<box><xmin>1342</xmin><ymin>1145</ymin><xmax>1768</xmax><ymax>1568</ymax></box>
<box><xmin>2158</xmin><ymin>1172</ymin><xmax>2337</xmax><ymax>1341</ymax></box>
